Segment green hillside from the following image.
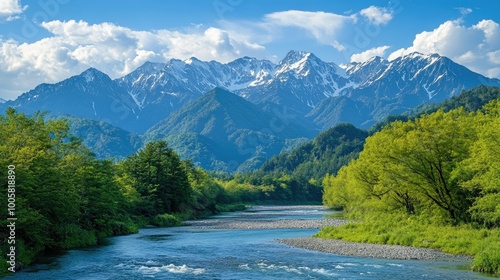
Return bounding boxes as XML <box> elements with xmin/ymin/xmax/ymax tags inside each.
<box><xmin>144</xmin><ymin>87</ymin><xmax>315</xmax><ymax>172</ymax></box>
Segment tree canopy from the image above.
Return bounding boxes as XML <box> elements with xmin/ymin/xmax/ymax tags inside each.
<box><xmin>324</xmin><ymin>100</ymin><xmax>500</xmax><ymax>226</ymax></box>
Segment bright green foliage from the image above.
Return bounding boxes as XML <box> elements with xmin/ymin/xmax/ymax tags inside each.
<box><xmin>218</xmin><ymin>179</ymin><xmax>260</xmax><ymax>202</ymax></box>
<box><xmin>151</xmin><ymin>214</ymin><xmax>181</xmax><ymax>227</ymax></box>
<box><xmin>221</xmin><ymin>171</ymin><xmax>322</xmax><ymax>202</ymax></box>
<box><xmin>325</xmin><ymin>108</ymin><xmax>477</xmax><ymax>223</ymax></box>
<box><xmin>261</xmin><ymin>123</ymin><xmax>368</xmax><ymax>181</ymax></box>
<box><xmin>183</xmin><ymin>161</ymin><xmax>228</xmax><ymax>214</ymax></box>
<box><xmin>322</xmin><ymin>99</ymin><xmax>500</xmax><ymax>274</ymax></box>
<box><xmin>472</xmin><ymin>238</ymin><xmax>500</xmax><ymax>275</ymax></box>
<box><xmin>0</xmin><ymin>109</ymin><xmax>137</xmax><ymax>271</ymax></box>
<box><xmin>460</xmin><ymin>101</ymin><xmax>500</xmax><ymax>228</ymax></box>
<box><xmin>322</xmin><ymin>167</ymin><xmax>350</xmax><ymax>209</ymax></box>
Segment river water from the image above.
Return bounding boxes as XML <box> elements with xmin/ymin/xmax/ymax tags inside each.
<box><xmin>12</xmin><ymin>206</ymin><xmax>489</xmax><ymax>279</ymax></box>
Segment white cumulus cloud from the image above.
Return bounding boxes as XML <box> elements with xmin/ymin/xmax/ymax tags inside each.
<box><xmin>388</xmin><ymin>19</ymin><xmax>500</xmax><ymax>79</ymax></box>
<box><xmin>265</xmin><ymin>10</ymin><xmax>357</xmax><ymax>47</ymax></box>
<box><xmin>360</xmin><ymin>6</ymin><xmax>393</xmax><ymax>25</ymax></box>
<box><xmin>221</xmin><ymin>8</ymin><xmax>392</xmax><ymax>52</ymax></box>
<box><xmin>218</xmin><ymin>10</ymin><xmax>356</xmax><ymax>52</ymax></box>
<box><xmin>350</xmin><ymin>45</ymin><xmax>390</xmax><ymax>62</ymax></box>
<box><xmin>0</xmin><ymin>0</ymin><xmax>27</xmax><ymax>21</ymax></box>
<box><xmin>0</xmin><ymin>20</ymin><xmax>266</xmax><ymax>100</ymax></box>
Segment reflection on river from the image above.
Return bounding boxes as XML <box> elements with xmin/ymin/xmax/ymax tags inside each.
<box><xmin>12</xmin><ymin>206</ymin><xmax>488</xmax><ymax>279</ymax></box>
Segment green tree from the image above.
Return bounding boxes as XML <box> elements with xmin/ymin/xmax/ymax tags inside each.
<box><xmin>0</xmin><ymin>108</ymin><xmax>137</xmax><ymax>269</ymax></box>
<box><xmin>324</xmin><ymin>108</ymin><xmax>477</xmax><ymax>224</ymax></box>
<box><xmin>122</xmin><ymin>141</ymin><xmax>191</xmax><ymax>215</ymax></box>
<box><xmin>460</xmin><ymin>101</ymin><xmax>500</xmax><ymax>227</ymax></box>
<box><xmin>0</xmin><ymin>109</ymin><xmax>82</xmax><ymax>255</ymax></box>
<box><xmin>184</xmin><ymin>160</ymin><xmax>225</xmax><ymax>213</ymax></box>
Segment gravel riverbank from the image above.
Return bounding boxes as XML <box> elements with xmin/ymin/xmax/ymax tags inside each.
<box><xmin>184</xmin><ymin>218</ymin><xmax>347</xmax><ymax>229</ymax></box>
<box><xmin>183</xmin><ymin>205</ymin><xmax>347</xmax><ymax>229</ymax></box>
<box><xmin>277</xmin><ymin>237</ymin><xmax>468</xmax><ymax>260</ymax></box>
<box><xmin>184</xmin><ymin>205</ymin><xmax>468</xmax><ymax>261</ymax></box>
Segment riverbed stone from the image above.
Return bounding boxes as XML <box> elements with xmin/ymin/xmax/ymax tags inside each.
<box><xmin>183</xmin><ymin>205</ymin><xmax>470</xmax><ymax>261</ymax></box>
<box><xmin>277</xmin><ymin>237</ymin><xmax>469</xmax><ymax>260</ymax></box>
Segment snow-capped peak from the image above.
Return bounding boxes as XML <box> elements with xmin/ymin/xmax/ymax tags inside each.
<box><xmin>114</xmin><ymin>50</ymin><xmax>500</xmax><ymax>127</ymax></box>
<box><xmin>399</xmin><ymin>52</ymin><xmax>444</xmax><ymax>65</ymax></box>
<box><xmin>84</xmin><ymin>72</ymin><xmax>95</xmax><ymax>83</ymax></box>
<box><xmin>6</xmin><ymin>49</ymin><xmax>500</xmax><ymax>142</ymax></box>
<box><xmin>405</xmin><ymin>51</ymin><xmax>426</xmax><ymax>59</ymax></box>
<box><xmin>184</xmin><ymin>57</ymin><xmax>204</xmax><ymax>65</ymax></box>
<box><xmin>81</xmin><ymin>67</ymin><xmax>107</xmax><ymax>83</ymax></box>
<box><xmin>281</xmin><ymin>50</ymin><xmax>312</xmax><ymax>64</ymax></box>
<box><xmin>275</xmin><ymin>51</ymin><xmax>324</xmax><ymax>76</ymax></box>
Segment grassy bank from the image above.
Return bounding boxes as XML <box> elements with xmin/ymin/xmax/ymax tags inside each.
<box><xmin>315</xmin><ymin>215</ymin><xmax>500</xmax><ymax>275</ymax></box>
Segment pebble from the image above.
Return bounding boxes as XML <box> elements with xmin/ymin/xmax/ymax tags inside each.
<box><xmin>277</xmin><ymin>237</ymin><xmax>468</xmax><ymax>260</ymax></box>
<box><xmin>183</xmin><ymin>205</ymin><xmax>470</xmax><ymax>261</ymax></box>
<box><xmin>184</xmin><ymin>218</ymin><xmax>347</xmax><ymax>229</ymax></box>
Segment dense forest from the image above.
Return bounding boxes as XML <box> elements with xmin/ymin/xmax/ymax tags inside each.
<box><xmin>369</xmin><ymin>85</ymin><xmax>500</xmax><ymax>134</ymax></box>
<box><xmin>208</xmin><ymin>122</ymin><xmax>370</xmax><ymax>205</ymax></box>
<box><xmin>261</xmin><ymin>86</ymin><xmax>500</xmax><ymax>188</ymax></box>
<box><xmin>321</xmin><ymin>92</ymin><xmax>500</xmax><ymax>274</ymax></box>
<box><xmin>2</xmin><ymin>86</ymin><xmax>500</xmax><ymax>276</ymax></box>
<box><xmin>0</xmin><ymin>108</ymin><xmax>320</xmax><ymax>275</ymax></box>
<box><xmin>260</xmin><ymin>123</ymin><xmax>368</xmax><ymax>182</ymax></box>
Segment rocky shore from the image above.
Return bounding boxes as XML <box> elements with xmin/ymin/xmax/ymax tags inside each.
<box><xmin>277</xmin><ymin>237</ymin><xmax>468</xmax><ymax>260</ymax></box>
<box><xmin>184</xmin><ymin>218</ymin><xmax>347</xmax><ymax>229</ymax></box>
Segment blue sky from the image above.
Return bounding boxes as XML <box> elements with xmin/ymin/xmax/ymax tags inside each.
<box><xmin>0</xmin><ymin>0</ymin><xmax>499</xmax><ymax>100</ymax></box>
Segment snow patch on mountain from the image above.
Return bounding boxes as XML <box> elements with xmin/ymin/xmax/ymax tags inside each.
<box><xmin>6</xmin><ymin>50</ymin><xmax>500</xmax><ymax>136</ymax></box>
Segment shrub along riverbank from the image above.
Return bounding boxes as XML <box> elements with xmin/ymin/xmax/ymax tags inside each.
<box><xmin>322</xmin><ymin>99</ymin><xmax>500</xmax><ymax>275</ymax></box>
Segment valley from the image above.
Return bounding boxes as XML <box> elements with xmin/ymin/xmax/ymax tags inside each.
<box><xmin>2</xmin><ymin>51</ymin><xmax>499</xmax><ymax>172</ymax></box>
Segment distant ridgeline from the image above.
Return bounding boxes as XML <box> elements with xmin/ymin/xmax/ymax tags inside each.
<box><xmin>258</xmin><ymin>85</ymin><xmax>500</xmax><ymax>182</ymax></box>
<box><xmin>370</xmin><ymin>85</ymin><xmax>500</xmax><ymax>133</ymax></box>
<box><xmin>1</xmin><ymin>50</ymin><xmax>500</xmax><ymax>172</ymax></box>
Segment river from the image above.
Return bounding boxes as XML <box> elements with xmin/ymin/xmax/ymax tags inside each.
<box><xmin>11</xmin><ymin>206</ymin><xmax>489</xmax><ymax>279</ymax></box>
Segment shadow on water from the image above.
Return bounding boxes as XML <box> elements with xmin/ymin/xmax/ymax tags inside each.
<box><xmin>137</xmin><ymin>234</ymin><xmax>174</xmax><ymax>241</ymax></box>
<box><xmin>78</xmin><ymin>237</ymin><xmax>113</xmax><ymax>251</ymax></box>
<box><xmin>23</xmin><ymin>238</ymin><xmax>113</xmax><ymax>273</ymax></box>
<box><xmin>439</xmin><ymin>263</ymin><xmax>498</xmax><ymax>279</ymax></box>
<box><xmin>23</xmin><ymin>250</ymin><xmax>66</xmax><ymax>273</ymax></box>
<box><xmin>452</xmin><ymin>264</ymin><xmax>498</xmax><ymax>279</ymax></box>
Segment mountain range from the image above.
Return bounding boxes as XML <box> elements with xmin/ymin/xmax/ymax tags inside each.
<box><xmin>144</xmin><ymin>87</ymin><xmax>315</xmax><ymax>171</ymax></box>
<box><xmin>2</xmin><ymin>50</ymin><xmax>500</xmax><ymax>171</ymax></box>
<box><xmin>263</xmin><ymin>85</ymin><xmax>500</xmax><ymax>182</ymax></box>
